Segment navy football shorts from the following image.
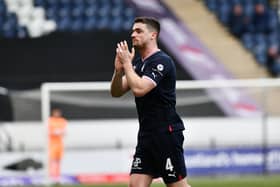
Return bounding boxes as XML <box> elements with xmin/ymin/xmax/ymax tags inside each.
<box><xmin>130</xmin><ymin>130</ymin><xmax>187</xmax><ymax>184</ymax></box>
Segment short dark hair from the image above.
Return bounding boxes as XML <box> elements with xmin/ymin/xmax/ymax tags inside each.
<box><xmin>134</xmin><ymin>17</ymin><xmax>160</xmax><ymax>34</ymax></box>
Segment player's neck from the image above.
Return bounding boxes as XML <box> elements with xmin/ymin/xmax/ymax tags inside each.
<box><xmin>140</xmin><ymin>46</ymin><xmax>160</xmax><ymax>61</ymax></box>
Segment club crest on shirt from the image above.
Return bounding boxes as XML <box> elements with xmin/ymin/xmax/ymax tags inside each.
<box><xmin>157</xmin><ymin>64</ymin><xmax>164</xmax><ymax>71</ymax></box>
<box><xmin>132</xmin><ymin>157</ymin><xmax>142</xmax><ymax>170</ymax></box>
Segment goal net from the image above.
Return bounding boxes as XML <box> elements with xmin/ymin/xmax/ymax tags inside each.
<box><xmin>40</xmin><ymin>78</ymin><xmax>280</xmax><ymax>184</ymax></box>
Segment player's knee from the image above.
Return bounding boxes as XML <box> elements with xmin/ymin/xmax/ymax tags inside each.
<box><xmin>128</xmin><ymin>181</ymin><xmax>141</xmax><ymax>187</ymax></box>
<box><xmin>128</xmin><ymin>178</ymin><xmax>137</xmax><ymax>187</ymax></box>
<box><xmin>128</xmin><ymin>178</ymin><xmax>150</xmax><ymax>187</ymax></box>
<box><xmin>128</xmin><ymin>182</ymin><xmax>134</xmax><ymax>187</ymax></box>
<box><xmin>128</xmin><ymin>180</ymin><xmax>146</xmax><ymax>187</ymax></box>
<box><xmin>186</xmin><ymin>181</ymin><xmax>191</xmax><ymax>187</ymax></box>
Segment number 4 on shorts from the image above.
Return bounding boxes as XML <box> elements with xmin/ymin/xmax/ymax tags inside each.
<box><xmin>165</xmin><ymin>157</ymin><xmax>174</xmax><ymax>172</ymax></box>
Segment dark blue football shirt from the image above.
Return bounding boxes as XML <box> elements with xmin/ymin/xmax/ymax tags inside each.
<box><xmin>132</xmin><ymin>50</ymin><xmax>185</xmax><ymax>134</ymax></box>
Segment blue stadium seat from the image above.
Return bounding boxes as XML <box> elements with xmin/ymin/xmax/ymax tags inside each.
<box><xmin>45</xmin><ymin>6</ymin><xmax>58</xmax><ymax>20</ymax></box>
<box><xmin>0</xmin><ymin>2</ymin><xmax>6</xmax><ymax>27</ymax></box>
<box><xmin>267</xmin><ymin>9</ymin><xmax>279</xmax><ymax>33</ymax></box>
<box><xmin>122</xmin><ymin>16</ymin><xmax>134</xmax><ymax>31</ymax></box>
<box><xmin>110</xmin><ymin>17</ymin><xmax>122</xmax><ymax>32</ymax></box>
<box><xmin>85</xmin><ymin>0</ymin><xmax>98</xmax><ymax>6</ymax></box>
<box><xmin>48</xmin><ymin>0</ymin><xmax>134</xmax><ymax>33</ymax></box>
<box><xmin>17</xmin><ymin>26</ymin><xmax>29</xmax><ymax>38</ymax></box>
<box><xmin>84</xmin><ymin>5</ymin><xmax>97</xmax><ymax>18</ymax></box>
<box><xmin>0</xmin><ymin>2</ymin><xmax>6</xmax><ymax>12</ymax></box>
<box><xmin>2</xmin><ymin>21</ymin><xmax>17</xmax><ymax>38</ymax></box>
<box><xmin>5</xmin><ymin>12</ymin><xmax>18</xmax><ymax>27</ymax></box>
<box><xmin>217</xmin><ymin>1</ymin><xmax>231</xmax><ymax>25</ymax></box>
<box><xmin>0</xmin><ymin>16</ymin><xmax>4</xmax><ymax>29</ymax></box>
<box><xmin>58</xmin><ymin>6</ymin><xmax>71</xmax><ymax>19</ymax></box>
<box><xmin>72</xmin><ymin>4</ymin><xmax>85</xmax><ymax>18</ymax></box>
<box><xmin>253</xmin><ymin>33</ymin><xmax>268</xmax><ymax>65</ymax></box>
<box><xmin>96</xmin><ymin>16</ymin><xmax>110</xmax><ymax>30</ymax></box>
<box><xmin>123</xmin><ymin>7</ymin><xmax>135</xmax><ymax>20</ymax></box>
<box><xmin>0</xmin><ymin>1</ymin><xmax>7</xmax><ymax>16</ymax></box>
<box><xmin>255</xmin><ymin>0</ymin><xmax>268</xmax><ymax>6</ymax></box>
<box><xmin>267</xmin><ymin>32</ymin><xmax>279</xmax><ymax>47</ymax></box>
<box><xmin>34</xmin><ymin>0</ymin><xmax>46</xmax><ymax>7</ymax></box>
<box><xmin>84</xmin><ymin>17</ymin><xmax>97</xmax><ymax>31</ymax></box>
<box><xmin>243</xmin><ymin>1</ymin><xmax>254</xmax><ymax>17</ymax></box>
<box><xmin>205</xmin><ymin>0</ymin><xmax>218</xmax><ymax>13</ymax></box>
<box><xmin>46</xmin><ymin>0</ymin><xmax>58</xmax><ymax>8</ymax></box>
<box><xmin>57</xmin><ymin>17</ymin><xmax>71</xmax><ymax>31</ymax></box>
<box><xmin>71</xmin><ymin>18</ymin><xmax>84</xmax><ymax>32</ymax></box>
<box><xmin>1</xmin><ymin>0</ymin><xmax>136</xmax><ymax>38</ymax></box>
<box><xmin>204</xmin><ymin>0</ymin><xmax>280</xmax><ymax>76</ymax></box>
<box><xmin>96</xmin><ymin>4</ymin><xmax>110</xmax><ymax>18</ymax></box>
<box><xmin>241</xmin><ymin>33</ymin><xmax>254</xmax><ymax>51</ymax></box>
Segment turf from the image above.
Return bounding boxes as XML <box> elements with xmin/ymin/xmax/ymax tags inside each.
<box><xmin>53</xmin><ymin>175</ymin><xmax>280</xmax><ymax>187</ymax></box>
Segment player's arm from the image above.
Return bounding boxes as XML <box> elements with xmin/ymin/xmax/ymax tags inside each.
<box><xmin>110</xmin><ymin>70</ymin><xmax>130</xmax><ymax>97</ymax></box>
<box><xmin>110</xmin><ymin>48</ymin><xmax>130</xmax><ymax>97</ymax></box>
<box><xmin>48</xmin><ymin>120</ymin><xmax>67</xmax><ymax>136</ymax></box>
<box><xmin>123</xmin><ymin>63</ymin><xmax>155</xmax><ymax>97</ymax></box>
<box><xmin>49</xmin><ymin>127</ymin><xmax>66</xmax><ymax>136</ymax></box>
<box><xmin>52</xmin><ymin>129</ymin><xmax>65</xmax><ymax>136</ymax></box>
<box><xmin>117</xmin><ymin>41</ymin><xmax>156</xmax><ymax>97</ymax></box>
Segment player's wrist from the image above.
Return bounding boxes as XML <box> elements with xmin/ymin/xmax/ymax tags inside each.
<box><xmin>123</xmin><ymin>61</ymin><xmax>132</xmax><ymax>69</ymax></box>
<box><xmin>115</xmin><ymin>69</ymin><xmax>124</xmax><ymax>76</ymax></box>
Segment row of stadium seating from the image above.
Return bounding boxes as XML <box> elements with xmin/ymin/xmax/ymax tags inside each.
<box><xmin>205</xmin><ymin>0</ymin><xmax>280</xmax><ymax>77</ymax></box>
<box><xmin>34</xmin><ymin>0</ymin><xmax>135</xmax><ymax>32</ymax></box>
<box><xmin>0</xmin><ymin>0</ymin><xmax>135</xmax><ymax>38</ymax></box>
<box><xmin>0</xmin><ymin>0</ymin><xmax>29</xmax><ymax>38</ymax></box>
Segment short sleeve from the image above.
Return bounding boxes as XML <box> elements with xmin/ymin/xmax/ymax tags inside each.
<box><xmin>143</xmin><ymin>59</ymin><xmax>171</xmax><ymax>85</ymax></box>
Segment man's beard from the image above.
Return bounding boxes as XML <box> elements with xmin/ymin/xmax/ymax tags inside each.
<box><xmin>133</xmin><ymin>43</ymin><xmax>144</xmax><ymax>50</ymax></box>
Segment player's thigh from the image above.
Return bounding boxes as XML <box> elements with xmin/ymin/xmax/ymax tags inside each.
<box><xmin>49</xmin><ymin>144</ymin><xmax>63</xmax><ymax>160</ymax></box>
<box><xmin>155</xmin><ymin>131</ymin><xmax>186</xmax><ymax>183</ymax></box>
<box><xmin>129</xmin><ymin>173</ymin><xmax>153</xmax><ymax>187</ymax></box>
<box><xmin>131</xmin><ymin>136</ymin><xmax>159</xmax><ymax>177</ymax></box>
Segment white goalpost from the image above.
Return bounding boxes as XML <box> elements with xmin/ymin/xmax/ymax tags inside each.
<box><xmin>41</xmin><ymin>81</ymin><xmax>110</xmax><ymax>184</ymax></box>
<box><xmin>41</xmin><ymin>78</ymin><xmax>280</xmax><ymax>183</ymax></box>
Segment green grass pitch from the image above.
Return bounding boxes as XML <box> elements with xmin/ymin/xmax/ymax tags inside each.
<box><xmin>50</xmin><ymin>175</ymin><xmax>280</xmax><ymax>187</ymax></box>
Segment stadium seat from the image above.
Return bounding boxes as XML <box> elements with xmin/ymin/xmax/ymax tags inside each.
<box><xmin>267</xmin><ymin>9</ymin><xmax>279</xmax><ymax>33</ymax></box>
<box><xmin>84</xmin><ymin>17</ymin><xmax>97</xmax><ymax>31</ymax></box>
<box><xmin>16</xmin><ymin>25</ymin><xmax>29</xmax><ymax>38</ymax></box>
<box><xmin>253</xmin><ymin>33</ymin><xmax>268</xmax><ymax>65</ymax></box>
<box><xmin>84</xmin><ymin>5</ymin><xmax>97</xmax><ymax>18</ymax></box>
<box><xmin>57</xmin><ymin>16</ymin><xmax>71</xmax><ymax>31</ymax></box>
<box><xmin>71</xmin><ymin>4</ymin><xmax>85</xmax><ymax>18</ymax></box>
<box><xmin>96</xmin><ymin>16</ymin><xmax>110</xmax><ymax>30</ymax></box>
<box><xmin>217</xmin><ymin>1</ymin><xmax>231</xmax><ymax>25</ymax></box>
<box><xmin>204</xmin><ymin>0</ymin><xmax>280</xmax><ymax>76</ymax></box>
<box><xmin>1</xmin><ymin>0</ymin><xmax>136</xmax><ymax>38</ymax></box>
<box><xmin>2</xmin><ymin>12</ymin><xmax>18</xmax><ymax>38</ymax></box>
<box><xmin>204</xmin><ymin>0</ymin><xmax>218</xmax><ymax>13</ymax></box>
<box><xmin>34</xmin><ymin>0</ymin><xmax>45</xmax><ymax>7</ymax></box>
<box><xmin>71</xmin><ymin>18</ymin><xmax>84</xmax><ymax>32</ymax></box>
<box><xmin>110</xmin><ymin>17</ymin><xmax>122</xmax><ymax>32</ymax></box>
<box><xmin>241</xmin><ymin>33</ymin><xmax>254</xmax><ymax>51</ymax></box>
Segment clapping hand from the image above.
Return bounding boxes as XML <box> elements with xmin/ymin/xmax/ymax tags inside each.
<box><xmin>114</xmin><ymin>48</ymin><xmax>123</xmax><ymax>73</ymax></box>
<box><xmin>116</xmin><ymin>40</ymin><xmax>135</xmax><ymax>66</ymax></box>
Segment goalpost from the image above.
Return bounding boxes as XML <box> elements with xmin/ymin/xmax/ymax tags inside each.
<box><xmin>41</xmin><ymin>78</ymin><xmax>280</xmax><ymax>183</ymax></box>
<box><xmin>41</xmin><ymin>82</ymin><xmax>110</xmax><ymax>184</ymax></box>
